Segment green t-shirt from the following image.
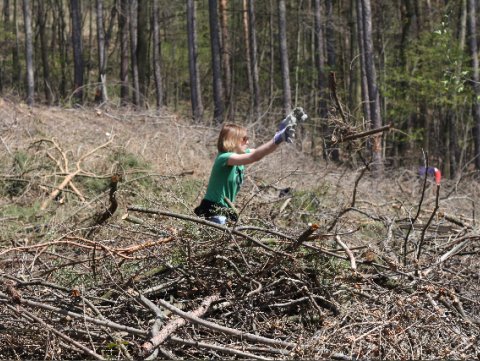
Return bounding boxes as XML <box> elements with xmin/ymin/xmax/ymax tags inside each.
<box><xmin>204</xmin><ymin>152</ymin><xmax>246</xmax><ymax>208</ymax></box>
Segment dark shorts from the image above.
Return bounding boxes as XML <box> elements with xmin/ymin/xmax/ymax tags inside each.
<box><xmin>194</xmin><ymin>199</ymin><xmax>238</xmax><ymax>222</ymax></box>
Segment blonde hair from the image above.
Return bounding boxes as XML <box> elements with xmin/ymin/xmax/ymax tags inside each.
<box><xmin>217</xmin><ymin>123</ymin><xmax>247</xmax><ymax>153</ymax></box>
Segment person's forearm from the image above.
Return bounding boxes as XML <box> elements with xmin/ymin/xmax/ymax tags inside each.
<box><xmin>250</xmin><ymin>138</ymin><xmax>279</xmax><ymax>162</ymax></box>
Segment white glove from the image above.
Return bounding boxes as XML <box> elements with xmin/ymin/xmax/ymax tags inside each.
<box><xmin>278</xmin><ymin>107</ymin><xmax>309</xmax><ymax>130</ymax></box>
<box><xmin>274</xmin><ymin>125</ymin><xmax>296</xmax><ymax>144</ymax></box>
<box><xmin>274</xmin><ymin>107</ymin><xmax>308</xmax><ymax>144</ymax></box>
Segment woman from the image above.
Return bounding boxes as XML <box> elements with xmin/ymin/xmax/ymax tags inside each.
<box><xmin>195</xmin><ymin>108</ymin><xmax>307</xmax><ymax>224</ymax></box>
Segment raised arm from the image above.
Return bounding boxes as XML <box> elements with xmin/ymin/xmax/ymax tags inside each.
<box><xmin>227</xmin><ymin>139</ymin><xmax>278</xmax><ymax>166</ymax></box>
<box><xmin>227</xmin><ymin>107</ymin><xmax>308</xmax><ymax>165</ymax></box>
<box><xmin>227</xmin><ymin>107</ymin><xmax>308</xmax><ymax>166</ymax></box>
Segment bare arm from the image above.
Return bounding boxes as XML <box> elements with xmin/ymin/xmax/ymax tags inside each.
<box><xmin>227</xmin><ymin>138</ymin><xmax>279</xmax><ymax>166</ymax></box>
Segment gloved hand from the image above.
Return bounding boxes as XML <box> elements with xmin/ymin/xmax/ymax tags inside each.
<box><xmin>274</xmin><ymin>107</ymin><xmax>308</xmax><ymax>144</ymax></box>
<box><xmin>274</xmin><ymin>124</ymin><xmax>296</xmax><ymax>144</ymax></box>
<box><xmin>277</xmin><ymin>107</ymin><xmax>309</xmax><ymax>131</ymax></box>
<box><xmin>292</xmin><ymin>106</ymin><xmax>309</xmax><ymax>123</ymax></box>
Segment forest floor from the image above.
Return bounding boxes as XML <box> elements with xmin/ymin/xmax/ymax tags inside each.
<box><xmin>0</xmin><ymin>97</ymin><xmax>479</xmax><ymax>360</ymax></box>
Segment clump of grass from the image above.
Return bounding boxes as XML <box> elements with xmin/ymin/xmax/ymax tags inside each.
<box><xmin>110</xmin><ymin>148</ymin><xmax>150</xmax><ymax>172</ymax></box>
<box><xmin>2</xmin><ymin>151</ymin><xmax>32</xmax><ymax>197</ymax></box>
<box><xmin>77</xmin><ymin>176</ymin><xmax>110</xmax><ymax>195</ymax></box>
<box><xmin>2</xmin><ymin>201</ymin><xmax>41</xmax><ymax>221</ymax></box>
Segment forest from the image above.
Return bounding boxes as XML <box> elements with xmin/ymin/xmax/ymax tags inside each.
<box><xmin>0</xmin><ymin>0</ymin><xmax>479</xmax><ymax>360</ymax></box>
<box><xmin>1</xmin><ymin>0</ymin><xmax>480</xmax><ymax>175</ymax></box>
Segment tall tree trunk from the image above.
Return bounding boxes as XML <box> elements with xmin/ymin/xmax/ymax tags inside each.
<box><xmin>137</xmin><ymin>0</ymin><xmax>148</xmax><ymax>107</ymax></box>
<box><xmin>228</xmin><ymin>0</ymin><xmax>239</xmax><ymax>119</ymax></box>
<box><xmin>325</xmin><ymin>0</ymin><xmax>336</xmax><ymax>68</ymax></box>
<box><xmin>0</xmin><ymin>0</ymin><xmax>6</xmax><ymax>94</ymax></box>
<box><xmin>356</xmin><ymin>0</ymin><xmax>370</xmax><ymax>124</ymax></box>
<box><xmin>22</xmin><ymin>0</ymin><xmax>33</xmax><ymax>105</ymax></box>
<box><xmin>208</xmin><ymin>0</ymin><xmax>225</xmax><ymax>124</ymax></box>
<box><xmin>13</xmin><ymin>0</ymin><xmax>21</xmax><ymax>88</ymax></box>
<box><xmin>396</xmin><ymin>0</ymin><xmax>417</xmax><ymax>161</ymax></box>
<box><xmin>467</xmin><ymin>0</ymin><xmax>480</xmax><ymax>169</ymax></box>
<box><xmin>96</xmin><ymin>0</ymin><xmax>108</xmax><ymax>103</ymax></box>
<box><xmin>70</xmin><ymin>0</ymin><xmax>83</xmax><ymax>104</ymax></box>
<box><xmin>248</xmin><ymin>0</ymin><xmax>260</xmax><ymax>117</ymax></box>
<box><xmin>219</xmin><ymin>0</ymin><xmax>231</xmax><ymax>105</ymax></box>
<box><xmin>187</xmin><ymin>0</ymin><xmax>204</xmax><ymax>122</ymax></box>
<box><xmin>85</xmin><ymin>1</ymin><xmax>93</xmax><ymax>88</ymax></box>
<box><xmin>1</xmin><ymin>0</ymin><xmax>10</xmax><ymax>91</ymax></box>
<box><xmin>242</xmin><ymin>0</ymin><xmax>253</xmax><ymax>111</ymax></box>
<box><xmin>37</xmin><ymin>0</ymin><xmax>52</xmax><ymax>104</ymax></box>
<box><xmin>268</xmin><ymin>0</ymin><xmax>274</xmax><ymax>102</ymax></box>
<box><xmin>129</xmin><ymin>0</ymin><xmax>140</xmax><ymax>106</ymax></box>
<box><xmin>293</xmin><ymin>0</ymin><xmax>301</xmax><ymax>106</ymax></box>
<box><xmin>53</xmin><ymin>0</ymin><xmax>68</xmax><ymax>98</ymax></box>
<box><xmin>119</xmin><ymin>0</ymin><xmax>129</xmax><ymax>104</ymax></box>
<box><xmin>448</xmin><ymin>0</ymin><xmax>467</xmax><ymax>178</ymax></box>
<box><xmin>320</xmin><ymin>0</ymin><xmax>340</xmax><ymax>161</ymax></box>
<box><xmin>361</xmin><ymin>0</ymin><xmax>383</xmax><ymax>174</ymax></box>
<box><xmin>278</xmin><ymin>0</ymin><xmax>291</xmax><ymax>116</ymax></box>
<box><xmin>400</xmin><ymin>0</ymin><xmax>416</xmax><ymax>66</ymax></box>
<box><xmin>104</xmin><ymin>4</ymin><xmax>116</xmax><ymax>50</ymax></box>
<box><xmin>314</xmin><ymin>0</ymin><xmax>329</xmax><ymax>160</ymax></box>
<box><xmin>152</xmin><ymin>0</ymin><xmax>163</xmax><ymax>110</ymax></box>
<box><xmin>348</xmin><ymin>0</ymin><xmax>360</xmax><ymax>113</ymax></box>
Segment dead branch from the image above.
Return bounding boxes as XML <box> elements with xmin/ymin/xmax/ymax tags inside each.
<box><xmin>40</xmin><ymin>137</ymin><xmax>114</xmax><ymax>210</ymax></box>
<box><xmin>0</xmin><ymin>236</ymin><xmax>175</xmax><ymax>261</ymax></box>
<box><xmin>86</xmin><ymin>174</ymin><xmax>121</xmax><ymax>238</ymax></box>
<box><xmin>329</xmin><ymin>72</ymin><xmax>348</xmax><ymax>125</ymax></box>
<box><xmin>403</xmin><ymin>151</ymin><xmax>429</xmax><ymax>265</ymax></box>
<box><xmin>17</xmin><ymin>305</ymin><xmax>106</xmax><ymax>360</ymax></box>
<box><xmin>288</xmin><ymin>224</ymin><xmax>319</xmax><ymax>252</ymax></box>
<box><xmin>151</xmin><ymin>295</ymin><xmax>297</xmax><ymax>349</ymax></box>
<box><xmin>421</xmin><ymin>236</ymin><xmax>478</xmax><ymax>277</ymax></box>
<box><xmin>334</xmin><ymin>124</ymin><xmax>392</xmax><ymax>144</ymax></box>
<box><xmin>0</xmin><ymin>291</ymin><xmax>147</xmax><ymax>336</ymax></box>
<box><xmin>141</xmin><ymin>294</ymin><xmax>219</xmax><ymax>354</ymax></box>
<box><xmin>334</xmin><ymin>235</ymin><xmax>357</xmax><ymax>271</ymax></box>
<box><xmin>271</xmin><ymin>294</ymin><xmax>339</xmax><ymax>315</ymax></box>
<box><xmin>127</xmin><ymin>206</ymin><xmax>292</xmax><ymax>257</ymax></box>
<box><xmin>416</xmin><ymin>184</ymin><xmax>441</xmax><ymax>261</ymax></box>
<box><xmin>328</xmin><ymin>166</ymin><xmax>368</xmax><ymax>232</ymax></box>
<box><xmin>169</xmin><ymin>336</ymin><xmax>274</xmax><ymax>360</ymax></box>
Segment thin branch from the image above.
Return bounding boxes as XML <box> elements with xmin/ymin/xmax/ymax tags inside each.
<box><xmin>142</xmin><ymin>294</ymin><xmax>219</xmax><ymax>354</ymax></box>
<box><xmin>416</xmin><ymin>184</ymin><xmax>441</xmax><ymax>261</ymax></box>
<box><xmin>0</xmin><ymin>293</ymin><xmax>147</xmax><ymax>336</ymax></box>
<box><xmin>169</xmin><ymin>336</ymin><xmax>274</xmax><ymax>360</ymax></box>
<box><xmin>403</xmin><ymin>150</ymin><xmax>429</xmax><ymax>265</ymax></box>
<box><xmin>14</xmin><ymin>305</ymin><xmax>106</xmax><ymax>360</ymax></box>
<box><xmin>335</xmin><ymin>124</ymin><xmax>392</xmax><ymax>143</ymax></box>
<box><xmin>127</xmin><ymin>206</ymin><xmax>292</xmax><ymax>257</ymax></box>
<box><xmin>327</xmin><ymin>166</ymin><xmax>368</xmax><ymax>232</ymax></box>
<box><xmin>334</xmin><ymin>235</ymin><xmax>357</xmax><ymax>271</ymax></box>
<box><xmin>151</xmin><ymin>294</ymin><xmax>297</xmax><ymax>349</ymax></box>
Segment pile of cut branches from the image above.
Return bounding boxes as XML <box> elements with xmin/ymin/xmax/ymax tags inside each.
<box><xmin>1</xmin><ymin>192</ymin><xmax>479</xmax><ymax>359</ymax></box>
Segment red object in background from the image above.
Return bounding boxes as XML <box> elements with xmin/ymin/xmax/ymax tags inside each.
<box><xmin>433</xmin><ymin>167</ymin><xmax>441</xmax><ymax>185</ymax></box>
<box><xmin>419</xmin><ymin>166</ymin><xmax>442</xmax><ymax>185</ymax></box>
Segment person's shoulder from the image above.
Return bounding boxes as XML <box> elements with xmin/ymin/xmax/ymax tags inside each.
<box><xmin>217</xmin><ymin>151</ymin><xmax>233</xmax><ymax>159</ymax></box>
<box><xmin>215</xmin><ymin>152</ymin><xmax>233</xmax><ymax>166</ymax></box>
